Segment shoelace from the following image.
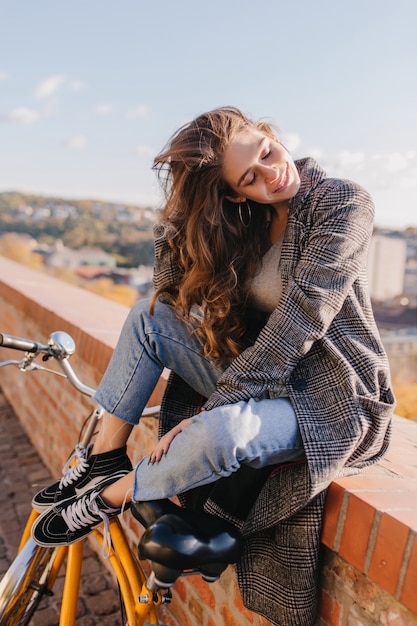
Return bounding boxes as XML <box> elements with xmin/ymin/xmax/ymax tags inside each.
<box><xmin>61</xmin><ymin>491</ymin><xmax>103</xmax><ymax>532</ymax></box>
<box><xmin>61</xmin><ymin>491</ymin><xmax>115</xmax><ymax>557</ymax></box>
<box><xmin>59</xmin><ymin>444</ymin><xmax>91</xmax><ymax>489</ymax></box>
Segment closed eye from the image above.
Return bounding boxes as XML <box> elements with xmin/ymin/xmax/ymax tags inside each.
<box><xmin>247</xmin><ymin>148</ymin><xmax>270</xmax><ymax>184</ymax></box>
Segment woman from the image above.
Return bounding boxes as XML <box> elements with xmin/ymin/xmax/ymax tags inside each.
<box><xmin>31</xmin><ymin>106</ymin><xmax>394</xmax><ymax>625</ymax></box>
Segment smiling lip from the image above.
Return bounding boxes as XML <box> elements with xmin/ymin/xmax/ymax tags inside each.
<box><xmin>273</xmin><ymin>165</ymin><xmax>289</xmax><ymax>193</ymax></box>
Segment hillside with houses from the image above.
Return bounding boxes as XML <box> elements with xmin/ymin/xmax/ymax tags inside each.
<box><xmin>0</xmin><ymin>191</ymin><xmax>156</xmax><ymax>268</ymax></box>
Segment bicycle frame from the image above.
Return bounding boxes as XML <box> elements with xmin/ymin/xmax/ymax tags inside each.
<box><xmin>0</xmin><ymin>330</ymin><xmax>166</xmax><ymax>625</ymax></box>
<box><xmin>59</xmin><ymin>522</ymin><xmax>164</xmax><ymax>626</ymax></box>
<box><xmin>0</xmin><ymin>329</ymin><xmax>243</xmax><ymax>626</ymax></box>
<box><xmin>11</xmin><ymin>514</ymin><xmax>167</xmax><ymax>625</ymax></box>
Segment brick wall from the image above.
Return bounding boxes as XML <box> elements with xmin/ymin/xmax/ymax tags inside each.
<box><xmin>319</xmin><ymin>434</ymin><xmax>417</xmax><ymax>626</ymax></box>
<box><xmin>0</xmin><ymin>256</ymin><xmax>416</xmax><ymax>626</ymax></box>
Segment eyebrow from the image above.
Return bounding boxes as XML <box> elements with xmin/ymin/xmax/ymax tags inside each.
<box><xmin>236</xmin><ymin>137</ymin><xmax>266</xmax><ymax>187</ymax></box>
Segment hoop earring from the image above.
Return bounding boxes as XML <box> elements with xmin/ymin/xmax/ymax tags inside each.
<box><xmin>238</xmin><ymin>201</ymin><xmax>252</xmax><ymax>227</ymax></box>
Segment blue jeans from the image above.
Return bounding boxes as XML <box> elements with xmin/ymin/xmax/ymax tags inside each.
<box><xmin>95</xmin><ymin>299</ymin><xmax>305</xmax><ymax>500</ymax></box>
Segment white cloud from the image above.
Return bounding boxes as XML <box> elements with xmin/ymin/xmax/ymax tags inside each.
<box><xmin>3</xmin><ymin>106</ymin><xmax>40</xmax><ymax>124</ymax></box>
<box><xmin>69</xmin><ymin>80</ymin><xmax>85</xmax><ymax>91</ymax></box>
<box><xmin>304</xmin><ymin>146</ymin><xmax>323</xmax><ymax>160</ymax></box>
<box><xmin>374</xmin><ymin>152</ymin><xmax>409</xmax><ymax>174</ymax></box>
<box><xmin>65</xmin><ymin>134</ymin><xmax>87</xmax><ymax>149</ymax></box>
<box><xmin>315</xmin><ymin>147</ymin><xmax>417</xmax><ymax>199</ymax></box>
<box><xmin>127</xmin><ymin>105</ymin><xmax>149</xmax><ymax>119</ymax></box>
<box><xmin>35</xmin><ymin>75</ymin><xmax>65</xmax><ymax>99</ymax></box>
<box><xmin>368</xmin><ymin>151</ymin><xmax>417</xmax><ymax>190</ymax></box>
<box><xmin>282</xmin><ymin>132</ymin><xmax>302</xmax><ymax>153</ymax></box>
<box><xmin>95</xmin><ymin>103</ymin><xmax>112</xmax><ymax>114</ymax></box>
<box><xmin>292</xmin><ymin>143</ymin><xmax>417</xmax><ymax>227</ymax></box>
<box><xmin>0</xmin><ymin>71</ymin><xmax>9</xmax><ymax>82</ymax></box>
<box><xmin>397</xmin><ymin>171</ymin><xmax>417</xmax><ymax>189</ymax></box>
<box><xmin>337</xmin><ymin>150</ymin><xmax>366</xmax><ymax>168</ymax></box>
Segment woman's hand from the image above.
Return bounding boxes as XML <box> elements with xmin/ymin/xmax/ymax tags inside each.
<box><xmin>148</xmin><ymin>418</ymin><xmax>193</xmax><ymax>464</ymax></box>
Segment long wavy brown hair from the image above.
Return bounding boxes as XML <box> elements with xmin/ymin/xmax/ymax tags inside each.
<box><xmin>151</xmin><ymin>106</ymin><xmax>275</xmax><ymax>362</ymax></box>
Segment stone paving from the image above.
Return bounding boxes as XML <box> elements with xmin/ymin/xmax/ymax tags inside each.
<box><xmin>0</xmin><ymin>391</ymin><xmax>127</xmax><ymax>625</ymax></box>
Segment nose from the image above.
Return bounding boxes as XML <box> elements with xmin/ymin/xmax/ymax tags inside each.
<box><xmin>261</xmin><ymin>164</ymin><xmax>278</xmax><ymax>184</ymax></box>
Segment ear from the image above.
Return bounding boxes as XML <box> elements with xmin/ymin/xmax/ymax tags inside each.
<box><xmin>225</xmin><ymin>194</ymin><xmax>246</xmax><ymax>204</ymax></box>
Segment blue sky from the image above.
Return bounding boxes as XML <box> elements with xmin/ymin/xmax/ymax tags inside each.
<box><xmin>1</xmin><ymin>0</ymin><xmax>416</xmax><ymax>228</ymax></box>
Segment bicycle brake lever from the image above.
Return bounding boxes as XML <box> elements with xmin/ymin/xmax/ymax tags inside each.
<box><xmin>0</xmin><ymin>359</ymin><xmax>27</xmax><ymax>369</ymax></box>
<box><xmin>15</xmin><ymin>360</ymin><xmax>68</xmax><ymax>377</ymax></box>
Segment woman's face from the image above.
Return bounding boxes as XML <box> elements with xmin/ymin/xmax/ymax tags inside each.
<box><xmin>222</xmin><ymin>128</ymin><xmax>301</xmax><ymax>209</ymax></box>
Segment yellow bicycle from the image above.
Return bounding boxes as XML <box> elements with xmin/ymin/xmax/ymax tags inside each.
<box><xmin>0</xmin><ymin>330</ymin><xmax>243</xmax><ymax>625</ymax></box>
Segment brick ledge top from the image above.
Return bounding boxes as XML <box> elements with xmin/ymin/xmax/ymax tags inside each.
<box><xmin>0</xmin><ymin>256</ymin><xmax>130</xmax><ymax>349</ymax></box>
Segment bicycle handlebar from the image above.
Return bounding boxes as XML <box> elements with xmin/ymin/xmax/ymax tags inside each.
<box><xmin>0</xmin><ymin>333</ymin><xmax>49</xmax><ymax>353</ymax></box>
<box><xmin>0</xmin><ymin>330</ymin><xmax>160</xmax><ymax>416</ymax></box>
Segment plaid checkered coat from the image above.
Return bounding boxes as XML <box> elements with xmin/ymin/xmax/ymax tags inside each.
<box><xmin>153</xmin><ymin>158</ymin><xmax>395</xmax><ymax>626</ymax></box>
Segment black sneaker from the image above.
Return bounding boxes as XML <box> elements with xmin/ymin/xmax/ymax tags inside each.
<box><xmin>32</xmin><ymin>444</ymin><xmax>132</xmax><ymax>512</ymax></box>
<box><xmin>31</xmin><ymin>474</ymin><xmax>128</xmax><ymax>547</ymax></box>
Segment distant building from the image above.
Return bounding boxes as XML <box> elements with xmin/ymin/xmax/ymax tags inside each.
<box><xmin>404</xmin><ymin>259</ymin><xmax>417</xmax><ymax>299</ymax></box>
<box><xmin>46</xmin><ymin>244</ymin><xmax>116</xmax><ymax>269</ymax></box>
<box><xmin>74</xmin><ymin>264</ymin><xmax>153</xmax><ymax>298</ymax></box>
<box><xmin>380</xmin><ymin>329</ymin><xmax>417</xmax><ymax>358</ymax></box>
<box><xmin>367</xmin><ymin>235</ymin><xmax>407</xmax><ymax>301</ymax></box>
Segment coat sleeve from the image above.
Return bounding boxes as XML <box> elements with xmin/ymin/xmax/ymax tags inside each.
<box><xmin>152</xmin><ymin>222</ymin><xmax>183</xmax><ymax>297</ymax></box>
<box><xmin>204</xmin><ymin>179</ymin><xmax>375</xmax><ymax>410</ymax></box>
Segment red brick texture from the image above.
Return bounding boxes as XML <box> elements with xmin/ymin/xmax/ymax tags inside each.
<box><xmin>321</xmin><ymin>418</ymin><xmax>417</xmax><ymax>619</ymax></box>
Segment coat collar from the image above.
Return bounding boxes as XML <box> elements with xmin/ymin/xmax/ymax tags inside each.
<box><xmin>289</xmin><ymin>158</ymin><xmax>327</xmax><ymax>213</ymax></box>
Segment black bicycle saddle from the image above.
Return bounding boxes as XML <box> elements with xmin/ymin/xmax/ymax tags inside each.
<box><xmin>131</xmin><ymin>499</ymin><xmax>243</xmax><ymax>586</ymax></box>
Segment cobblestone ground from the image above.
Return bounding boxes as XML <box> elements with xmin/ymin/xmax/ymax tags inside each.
<box><xmin>0</xmin><ymin>391</ymin><xmax>127</xmax><ymax>625</ymax></box>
